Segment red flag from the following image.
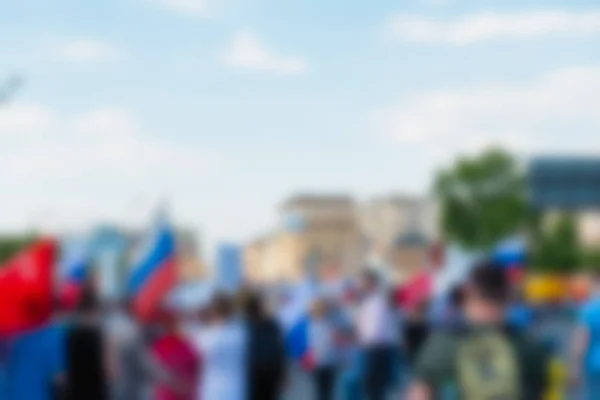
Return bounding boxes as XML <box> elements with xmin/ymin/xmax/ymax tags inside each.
<box><xmin>0</xmin><ymin>239</ymin><xmax>56</xmax><ymax>335</ymax></box>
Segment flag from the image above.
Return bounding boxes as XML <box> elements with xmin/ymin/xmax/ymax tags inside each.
<box><xmin>127</xmin><ymin>214</ymin><xmax>177</xmax><ymax>321</ymax></box>
<box><xmin>0</xmin><ymin>239</ymin><xmax>56</xmax><ymax>335</ymax></box>
<box><xmin>277</xmin><ymin>279</ymin><xmax>316</xmax><ymax>366</ymax></box>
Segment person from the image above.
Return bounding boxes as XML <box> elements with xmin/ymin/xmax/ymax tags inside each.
<box><xmin>407</xmin><ymin>262</ymin><xmax>549</xmax><ymax>400</ymax></box>
<box><xmin>403</xmin><ymin>301</ymin><xmax>430</xmax><ymax>373</ymax></box>
<box><xmin>4</xmin><ymin>301</ymin><xmax>68</xmax><ymax>400</ymax></box>
<box><xmin>571</xmin><ymin>272</ymin><xmax>600</xmax><ymax>399</ymax></box>
<box><xmin>105</xmin><ymin>299</ymin><xmax>174</xmax><ymax>400</ymax></box>
<box><xmin>64</xmin><ymin>288</ymin><xmax>109</xmax><ymax>400</ymax></box>
<box><xmin>428</xmin><ymin>284</ymin><xmax>465</xmax><ymax>329</ymax></box>
<box><xmin>356</xmin><ymin>269</ymin><xmax>397</xmax><ymax>400</ymax></box>
<box><xmin>338</xmin><ymin>328</ymin><xmax>363</xmax><ymax>400</ymax></box>
<box><xmin>242</xmin><ymin>291</ymin><xmax>286</xmax><ymax>400</ymax></box>
<box><xmin>151</xmin><ymin>308</ymin><xmax>199</xmax><ymax>400</ymax></box>
<box><xmin>337</xmin><ymin>290</ymin><xmax>364</xmax><ymax>400</ymax></box>
<box><xmin>308</xmin><ymin>298</ymin><xmax>339</xmax><ymax>400</ymax></box>
<box><xmin>506</xmin><ymin>289</ymin><xmax>534</xmax><ymax>333</ymax></box>
<box><xmin>190</xmin><ymin>293</ymin><xmax>246</xmax><ymax>400</ymax></box>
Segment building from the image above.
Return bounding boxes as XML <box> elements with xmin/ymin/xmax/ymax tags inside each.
<box><xmin>244</xmin><ymin>194</ymin><xmax>365</xmax><ymax>283</ymax></box>
<box><xmin>360</xmin><ymin>194</ymin><xmax>438</xmax><ymax>253</ymax></box>
<box><xmin>280</xmin><ymin>194</ymin><xmax>365</xmax><ymax>278</ymax></box>
<box><xmin>528</xmin><ymin>157</ymin><xmax>600</xmax><ymax>247</ymax></box>
<box><xmin>387</xmin><ymin>231</ymin><xmax>430</xmax><ymax>283</ymax></box>
<box><xmin>245</xmin><ymin>193</ymin><xmax>440</xmax><ymax>284</ymax></box>
<box><xmin>244</xmin><ymin>231</ymin><xmax>306</xmax><ymax>283</ymax></box>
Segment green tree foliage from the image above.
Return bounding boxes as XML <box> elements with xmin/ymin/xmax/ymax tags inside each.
<box><xmin>0</xmin><ymin>235</ymin><xmax>35</xmax><ymax>264</ymax></box>
<box><xmin>581</xmin><ymin>247</ymin><xmax>600</xmax><ymax>272</ymax></box>
<box><xmin>531</xmin><ymin>214</ymin><xmax>580</xmax><ymax>273</ymax></box>
<box><xmin>434</xmin><ymin>148</ymin><xmax>527</xmax><ymax>250</ymax></box>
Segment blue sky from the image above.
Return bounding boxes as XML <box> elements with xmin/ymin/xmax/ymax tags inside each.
<box><xmin>2</xmin><ymin>0</ymin><xmax>600</xmax><ymax>253</ymax></box>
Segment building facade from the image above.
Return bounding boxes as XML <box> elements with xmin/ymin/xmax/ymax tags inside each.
<box><xmin>281</xmin><ymin>194</ymin><xmax>365</xmax><ymax>278</ymax></box>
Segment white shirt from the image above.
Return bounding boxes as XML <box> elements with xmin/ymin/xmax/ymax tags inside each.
<box><xmin>190</xmin><ymin>320</ymin><xmax>247</xmax><ymax>400</ymax></box>
<box><xmin>309</xmin><ymin>318</ymin><xmax>337</xmax><ymax>367</ymax></box>
<box><xmin>357</xmin><ymin>291</ymin><xmax>397</xmax><ymax>347</ymax></box>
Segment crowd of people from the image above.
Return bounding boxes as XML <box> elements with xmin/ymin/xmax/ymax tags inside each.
<box><xmin>2</xmin><ymin>260</ymin><xmax>600</xmax><ymax>399</ymax></box>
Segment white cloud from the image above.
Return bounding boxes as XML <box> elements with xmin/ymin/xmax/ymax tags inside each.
<box><xmin>0</xmin><ymin>104</ymin><xmax>56</xmax><ymax>138</ymax></box>
<box><xmin>146</xmin><ymin>0</ymin><xmax>207</xmax><ymax>17</ymax></box>
<box><xmin>223</xmin><ymin>31</ymin><xmax>308</xmax><ymax>76</ymax></box>
<box><xmin>373</xmin><ymin>66</ymin><xmax>600</xmax><ymax>159</ymax></box>
<box><xmin>0</xmin><ymin>104</ymin><xmax>224</xmax><ymax>232</ymax></box>
<box><xmin>387</xmin><ymin>10</ymin><xmax>600</xmax><ymax>45</ymax></box>
<box><xmin>56</xmin><ymin>39</ymin><xmax>119</xmax><ymax>63</ymax></box>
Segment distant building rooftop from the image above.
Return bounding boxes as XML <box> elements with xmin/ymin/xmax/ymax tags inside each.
<box><xmin>281</xmin><ymin>194</ymin><xmax>355</xmax><ymax>210</ymax></box>
<box><xmin>393</xmin><ymin>231</ymin><xmax>429</xmax><ymax>248</ymax></box>
<box><xmin>368</xmin><ymin>193</ymin><xmax>425</xmax><ymax>205</ymax></box>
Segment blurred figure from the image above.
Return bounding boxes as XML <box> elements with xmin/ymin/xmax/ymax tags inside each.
<box><xmin>407</xmin><ymin>263</ymin><xmax>549</xmax><ymax>400</ymax></box>
<box><xmin>4</xmin><ymin>299</ymin><xmax>68</xmax><ymax>400</ymax></box>
<box><xmin>190</xmin><ymin>294</ymin><xmax>246</xmax><ymax>400</ymax></box>
<box><xmin>571</xmin><ymin>272</ymin><xmax>600</xmax><ymax>400</ymax></box>
<box><xmin>356</xmin><ymin>270</ymin><xmax>396</xmax><ymax>400</ymax></box>
<box><xmin>428</xmin><ymin>284</ymin><xmax>465</xmax><ymax>329</ymax></box>
<box><xmin>338</xmin><ymin>328</ymin><xmax>363</xmax><ymax>400</ymax></box>
<box><xmin>308</xmin><ymin>298</ymin><xmax>338</xmax><ymax>400</ymax></box>
<box><xmin>506</xmin><ymin>289</ymin><xmax>534</xmax><ymax>334</ymax></box>
<box><xmin>403</xmin><ymin>301</ymin><xmax>430</xmax><ymax>374</ymax></box>
<box><xmin>242</xmin><ymin>292</ymin><xmax>286</xmax><ymax>400</ymax></box>
<box><xmin>65</xmin><ymin>288</ymin><xmax>108</xmax><ymax>400</ymax></box>
<box><xmin>105</xmin><ymin>299</ymin><xmax>173</xmax><ymax>400</ymax></box>
<box><xmin>544</xmin><ymin>338</ymin><xmax>567</xmax><ymax>400</ymax></box>
<box><xmin>151</xmin><ymin>309</ymin><xmax>199</xmax><ymax>400</ymax></box>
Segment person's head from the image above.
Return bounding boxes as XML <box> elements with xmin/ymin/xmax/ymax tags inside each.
<box><xmin>310</xmin><ymin>298</ymin><xmax>328</xmax><ymax>320</ymax></box>
<box><xmin>210</xmin><ymin>293</ymin><xmax>234</xmax><ymax>323</ymax></box>
<box><xmin>463</xmin><ymin>262</ymin><xmax>510</xmax><ymax>324</ymax></box>
<box><xmin>76</xmin><ymin>287</ymin><xmax>100</xmax><ymax>319</ymax></box>
<box><xmin>360</xmin><ymin>269</ymin><xmax>380</xmax><ymax>294</ymax></box>
<box><xmin>449</xmin><ymin>283</ymin><xmax>466</xmax><ymax>310</ymax></box>
<box><xmin>242</xmin><ymin>291</ymin><xmax>265</xmax><ymax>321</ymax></box>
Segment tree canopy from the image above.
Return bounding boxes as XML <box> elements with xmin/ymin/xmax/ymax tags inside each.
<box><xmin>434</xmin><ymin>148</ymin><xmax>527</xmax><ymax>251</ymax></box>
<box><xmin>0</xmin><ymin>235</ymin><xmax>35</xmax><ymax>264</ymax></box>
<box><xmin>531</xmin><ymin>214</ymin><xmax>580</xmax><ymax>273</ymax></box>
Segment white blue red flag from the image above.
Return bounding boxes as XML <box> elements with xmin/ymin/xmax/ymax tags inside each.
<box><xmin>127</xmin><ymin>213</ymin><xmax>177</xmax><ymax>320</ymax></box>
<box><xmin>277</xmin><ymin>279</ymin><xmax>316</xmax><ymax>367</ymax></box>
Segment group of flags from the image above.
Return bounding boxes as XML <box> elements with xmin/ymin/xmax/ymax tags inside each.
<box><xmin>0</xmin><ymin>212</ymin><xmax>177</xmax><ymax>335</ymax></box>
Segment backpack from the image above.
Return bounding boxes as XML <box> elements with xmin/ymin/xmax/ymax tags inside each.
<box><xmin>455</xmin><ymin>328</ymin><xmax>522</xmax><ymax>400</ymax></box>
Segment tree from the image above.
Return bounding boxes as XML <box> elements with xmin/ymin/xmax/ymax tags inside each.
<box><xmin>580</xmin><ymin>247</ymin><xmax>600</xmax><ymax>272</ymax></box>
<box><xmin>434</xmin><ymin>148</ymin><xmax>527</xmax><ymax>250</ymax></box>
<box><xmin>0</xmin><ymin>235</ymin><xmax>35</xmax><ymax>264</ymax></box>
<box><xmin>531</xmin><ymin>214</ymin><xmax>580</xmax><ymax>273</ymax></box>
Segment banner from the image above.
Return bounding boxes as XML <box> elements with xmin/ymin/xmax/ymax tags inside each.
<box><xmin>0</xmin><ymin>239</ymin><xmax>56</xmax><ymax>335</ymax></box>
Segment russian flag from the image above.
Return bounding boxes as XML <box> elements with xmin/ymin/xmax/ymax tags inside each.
<box><xmin>277</xmin><ymin>279</ymin><xmax>316</xmax><ymax>368</ymax></box>
<box><xmin>58</xmin><ymin>240</ymin><xmax>91</xmax><ymax>310</ymax></box>
<box><xmin>127</xmin><ymin>214</ymin><xmax>177</xmax><ymax>321</ymax></box>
